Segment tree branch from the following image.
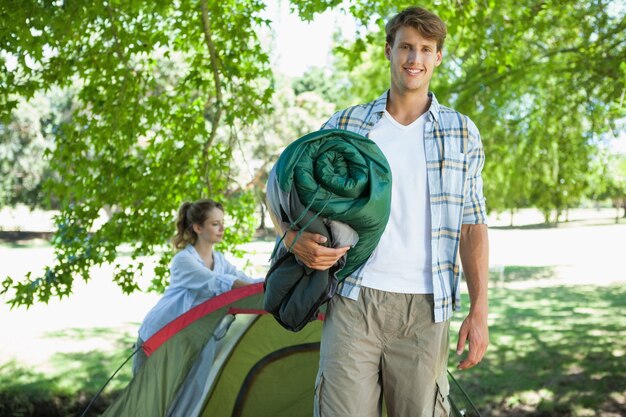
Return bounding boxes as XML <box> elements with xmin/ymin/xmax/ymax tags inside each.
<box><xmin>200</xmin><ymin>0</ymin><xmax>223</xmax><ymax>195</ymax></box>
<box><xmin>106</xmin><ymin>4</ymin><xmax>131</xmax><ymax>71</ymax></box>
<box><xmin>105</xmin><ymin>3</ymin><xmax>135</xmax><ymax>138</ymax></box>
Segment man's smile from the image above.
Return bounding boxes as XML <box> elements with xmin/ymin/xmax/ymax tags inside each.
<box><xmin>404</xmin><ymin>67</ymin><xmax>424</xmax><ymax>75</ymax></box>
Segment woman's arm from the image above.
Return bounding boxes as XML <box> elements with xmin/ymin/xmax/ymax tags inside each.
<box><xmin>170</xmin><ymin>253</ymin><xmax>244</xmax><ymax>296</ymax></box>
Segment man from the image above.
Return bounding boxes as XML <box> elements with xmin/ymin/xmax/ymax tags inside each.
<box><xmin>275</xmin><ymin>6</ymin><xmax>489</xmax><ymax>417</ymax></box>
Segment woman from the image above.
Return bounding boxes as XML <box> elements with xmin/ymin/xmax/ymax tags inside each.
<box><xmin>133</xmin><ymin>199</ymin><xmax>261</xmax><ymax>374</ymax></box>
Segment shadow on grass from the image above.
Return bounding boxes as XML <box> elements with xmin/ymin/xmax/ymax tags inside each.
<box><xmin>47</xmin><ymin>328</ymin><xmax>137</xmax><ymax>393</ymax></box>
<box><xmin>487</xmin><ymin>266</ymin><xmax>557</xmax><ymax>285</ymax></box>
<box><xmin>450</xmin><ymin>284</ymin><xmax>626</xmax><ymax>416</ymax></box>
<box><xmin>3</xmin><ymin>284</ymin><xmax>625</xmax><ymax>417</ymax></box>
<box><xmin>0</xmin><ymin>329</ymin><xmax>137</xmax><ymax>417</ymax></box>
<box><xmin>0</xmin><ymin>231</ymin><xmax>53</xmax><ymax>247</ymax></box>
<box><xmin>490</xmin><ymin>216</ymin><xmax>626</xmax><ymax>230</ymax></box>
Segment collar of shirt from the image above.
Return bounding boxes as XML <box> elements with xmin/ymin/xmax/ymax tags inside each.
<box><xmin>183</xmin><ymin>244</ymin><xmax>213</xmax><ymax>267</ymax></box>
<box><xmin>367</xmin><ymin>90</ymin><xmax>442</xmax><ymax>126</ymax></box>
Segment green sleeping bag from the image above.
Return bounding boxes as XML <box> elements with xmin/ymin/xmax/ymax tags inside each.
<box><xmin>273</xmin><ymin>128</ymin><xmax>392</xmax><ymax>280</ymax></box>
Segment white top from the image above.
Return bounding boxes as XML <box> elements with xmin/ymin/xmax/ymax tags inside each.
<box><xmin>360</xmin><ymin>110</ymin><xmax>433</xmax><ymax>294</ymax></box>
<box><xmin>138</xmin><ymin>245</ymin><xmax>261</xmax><ymax>340</ymax></box>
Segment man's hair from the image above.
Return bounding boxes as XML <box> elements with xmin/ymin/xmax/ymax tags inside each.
<box><xmin>385</xmin><ymin>7</ymin><xmax>447</xmax><ymax>51</ymax></box>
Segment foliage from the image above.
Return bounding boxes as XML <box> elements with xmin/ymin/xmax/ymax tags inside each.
<box><xmin>234</xmin><ymin>75</ymin><xmax>336</xmax><ymax>229</ymax></box>
<box><xmin>0</xmin><ymin>91</ymin><xmax>67</xmax><ymax>209</ymax></box>
<box><xmin>1</xmin><ymin>0</ymin><xmax>625</xmax><ymax>306</ymax></box>
<box><xmin>1</xmin><ymin>0</ymin><xmax>272</xmax><ymax>306</ymax></box>
<box><xmin>0</xmin><ymin>98</ymin><xmax>49</xmax><ymax>208</ymax></box>
<box><xmin>292</xmin><ymin>66</ymin><xmax>350</xmax><ymax>110</ymax></box>
<box><xmin>593</xmin><ymin>153</ymin><xmax>626</xmax><ymax>218</ymax></box>
<box><xmin>320</xmin><ymin>0</ymin><xmax>626</xmax><ymax>221</ymax></box>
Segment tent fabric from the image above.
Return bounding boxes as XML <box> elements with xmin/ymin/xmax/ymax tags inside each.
<box><xmin>271</xmin><ymin>128</ymin><xmax>392</xmax><ymax>281</ymax></box>
<box><xmin>100</xmin><ymin>283</ymin><xmax>479</xmax><ymax>417</ymax></box>
<box><xmin>100</xmin><ymin>283</ymin><xmax>323</xmax><ymax>417</ymax></box>
<box><xmin>142</xmin><ymin>284</ymin><xmax>262</xmax><ymax>356</ymax></box>
<box><xmin>100</xmin><ymin>284</ymin><xmax>267</xmax><ymax>417</ymax></box>
<box><xmin>200</xmin><ymin>314</ymin><xmax>322</xmax><ymax>417</ymax></box>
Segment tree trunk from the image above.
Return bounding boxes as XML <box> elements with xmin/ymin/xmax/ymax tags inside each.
<box><xmin>258</xmin><ymin>203</ymin><xmax>266</xmax><ymax>230</ymax></box>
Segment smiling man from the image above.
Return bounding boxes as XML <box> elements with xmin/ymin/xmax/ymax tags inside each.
<box><xmin>280</xmin><ymin>6</ymin><xmax>490</xmax><ymax>417</ymax></box>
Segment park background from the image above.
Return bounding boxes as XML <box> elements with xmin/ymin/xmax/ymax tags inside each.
<box><xmin>1</xmin><ymin>0</ymin><xmax>625</xmax><ymax>416</ymax></box>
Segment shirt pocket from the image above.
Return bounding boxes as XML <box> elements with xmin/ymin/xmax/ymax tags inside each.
<box><xmin>441</xmin><ymin>151</ymin><xmax>467</xmax><ymax>197</ymax></box>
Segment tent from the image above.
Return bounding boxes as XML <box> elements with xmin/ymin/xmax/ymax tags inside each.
<box><xmin>99</xmin><ymin>283</ymin><xmax>481</xmax><ymax>417</ymax></box>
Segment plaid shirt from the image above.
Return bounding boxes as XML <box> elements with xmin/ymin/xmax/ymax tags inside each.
<box><xmin>321</xmin><ymin>91</ymin><xmax>487</xmax><ymax>323</ymax></box>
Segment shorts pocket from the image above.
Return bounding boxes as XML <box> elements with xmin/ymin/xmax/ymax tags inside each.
<box><xmin>433</xmin><ymin>374</ymin><xmax>451</xmax><ymax>417</ymax></box>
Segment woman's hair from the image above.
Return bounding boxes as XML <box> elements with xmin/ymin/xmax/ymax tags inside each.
<box><xmin>385</xmin><ymin>7</ymin><xmax>447</xmax><ymax>52</ymax></box>
<box><xmin>172</xmin><ymin>199</ymin><xmax>224</xmax><ymax>249</ymax></box>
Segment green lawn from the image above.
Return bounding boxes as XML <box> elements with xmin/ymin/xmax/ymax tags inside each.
<box><xmin>450</xmin><ymin>283</ymin><xmax>626</xmax><ymax>417</ymax></box>
<box><xmin>0</xmin><ymin>329</ymin><xmax>136</xmax><ymax>417</ymax></box>
<box><xmin>1</xmin><ymin>281</ymin><xmax>624</xmax><ymax>416</ymax></box>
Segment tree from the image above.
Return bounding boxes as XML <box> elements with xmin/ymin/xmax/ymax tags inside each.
<box><xmin>323</xmin><ymin>0</ymin><xmax>626</xmax><ymax>221</ymax></box>
<box><xmin>1</xmin><ymin>0</ymin><xmax>273</xmax><ymax>306</ymax></box>
<box><xmin>595</xmin><ymin>154</ymin><xmax>626</xmax><ymax>220</ymax></box>
<box><xmin>292</xmin><ymin>66</ymin><xmax>350</xmax><ymax>110</ymax></box>
<box><xmin>0</xmin><ymin>86</ymin><xmax>75</xmax><ymax>209</ymax></box>
<box><xmin>0</xmin><ymin>95</ymin><xmax>50</xmax><ymax>208</ymax></box>
<box><xmin>235</xmin><ymin>75</ymin><xmax>336</xmax><ymax>231</ymax></box>
<box><xmin>2</xmin><ymin>0</ymin><xmax>625</xmax><ymax>307</ymax></box>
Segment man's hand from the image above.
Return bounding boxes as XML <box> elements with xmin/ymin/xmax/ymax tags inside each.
<box><xmin>284</xmin><ymin>229</ymin><xmax>350</xmax><ymax>270</ymax></box>
<box><xmin>457</xmin><ymin>223</ymin><xmax>489</xmax><ymax>370</ymax></box>
<box><xmin>456</xmin><ymin>309</ymin><xmax>489</xmax><ymax>370</ymax></box>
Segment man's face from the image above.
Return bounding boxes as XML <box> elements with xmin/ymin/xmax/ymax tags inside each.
<box><xmin>385</xmin><ymin>25</ymin><xmax>442</xmax><ymax>96</ymax></box>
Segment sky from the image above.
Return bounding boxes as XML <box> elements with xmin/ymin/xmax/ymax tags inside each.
<box><xmin>260</xmin><ymin>0</ymin><xmax>357</xmax><ymax>77</ymax></box>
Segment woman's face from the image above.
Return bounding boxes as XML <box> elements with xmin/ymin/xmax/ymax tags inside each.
<box><xmin>193</xmin><ymin>208</ymin><xmax>225</xmax><ymax>244</ymax></box>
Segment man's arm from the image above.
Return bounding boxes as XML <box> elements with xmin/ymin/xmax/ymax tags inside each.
<box><xmin>266</xmin><ymin>198</ymin><xmax>349</xmax><ymax>270</ymax></box>
<box><xmin>456</xmin><ymin>223</ymin><xmax>489</xmax><ymax>370</ymax></box>
<box><xmin>265</xmin><ymin>109</ymin><xmax>348</xmax><ymax>269</ymax></box>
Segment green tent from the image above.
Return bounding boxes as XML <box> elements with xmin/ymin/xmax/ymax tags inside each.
<box><xmin>99</xmin><ymin>283</ymin><xmax>481</xmax><ymax>417</ymax></box>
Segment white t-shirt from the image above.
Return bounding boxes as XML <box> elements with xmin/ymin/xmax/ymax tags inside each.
<box><xmin>360</xmin><ymin>110</ymin><xmax>433</xmax><ymax>294</ymax></box>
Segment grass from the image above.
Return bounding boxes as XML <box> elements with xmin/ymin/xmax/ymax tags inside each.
<box><xmin>0</xmin><ymin>275</ymin><xmax>624</xmax><ymax>416</ymax></box>
<box><xmin>489</xmin><ymin>265</ymin><xmax>557</xmax><ymax>284</ymax></box>
<box><xmin>45</xmin><ymin>328</ymin><xmax>136</xmax><ymax>394</ymax></box>
<box><xmin>450</xmin><ymin>284</ymin><xmax>626</xmax><ymax>417</ymax></box>
<box><xmin>0</xmin><ymin>331</ymin><xmax>136</xmax><ymax>417</ymax></box>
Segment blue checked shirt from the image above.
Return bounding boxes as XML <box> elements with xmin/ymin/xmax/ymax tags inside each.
<box><xmin>321</xmin><ymin>91</ymin><xmax>487</xmax><ymax>323</ymax></box>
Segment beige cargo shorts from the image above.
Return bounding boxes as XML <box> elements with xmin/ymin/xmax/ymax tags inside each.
<box><xmin>314</xmin><ymin>287</ymin><xmax>451</xmax><ymax>417</ymax></box>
